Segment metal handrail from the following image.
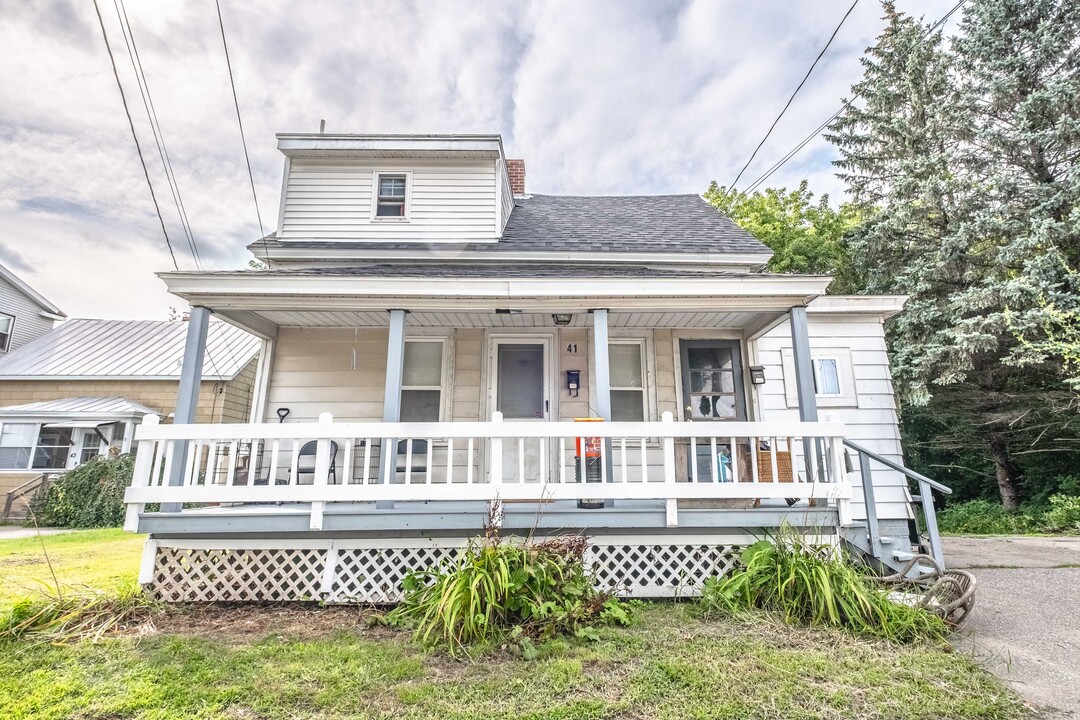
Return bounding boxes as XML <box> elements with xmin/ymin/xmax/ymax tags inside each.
<box><xmin>842</xmin><ymin>440</ymin><xmax>952</xmax><ymax>495</ymax></box>
<box><xmin>842</xmin><ymin>439</ymin><xmax>952</xmax><ymax>569</ymax></box>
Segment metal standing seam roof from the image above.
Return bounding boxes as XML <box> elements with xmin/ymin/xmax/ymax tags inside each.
<box><xmin>0</xmin><ymin>319</ymin><xmax>260</xmax><ymax>380</ymax></box>
<box><xmin>247</xmin><ymin>194</ymin><xmax>772</xmax><ymax>257</ymax></box>
<box><xmin>0</xmin><ymin>396</ymin><xmax>161</xmax><ymax>417</ymax></box>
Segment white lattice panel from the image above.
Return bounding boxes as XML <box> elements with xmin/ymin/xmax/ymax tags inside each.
<box><xmin>329</xmin><ymin>547</ymin><xmax>462</xmax><ymax>603</ymax></box>
<box><xmin>148</xmin><ymin>538</ymin><xmax>745</xmax><ymax>602</ymax></box>
<box><xmin>151</xmin><ymin>547</ymin><xmax>325</xmax><ymax>602</ymax></box>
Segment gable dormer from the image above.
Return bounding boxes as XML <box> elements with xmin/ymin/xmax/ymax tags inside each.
<box><xmin>274</xmin><ymin>133</ymin><xmax>514</xmax><ymax>243</ymax></box>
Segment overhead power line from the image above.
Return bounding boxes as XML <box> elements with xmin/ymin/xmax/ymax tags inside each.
<box><xmin>112</xmin><ymin>0</ymin><xmax>203</xmax><ymax>270</ymax></box>
<box><xmin>728</xmin><ymin>0</ymin><xmax>860</xmax><ymax>190</ymax></box>
<box><xmin>91</xmin><ymin>0</ymin><xmax>179</xmax><ymax>271</ymax></box>
<box><xmin>740</xmin><ymin>0</ymin><xmax>969</xmax><ymax>194</ymax></box>
<box><xmin>214</xmin><ymin>0</ymin><xmax>271</xmax><ymax>267</ymax></box>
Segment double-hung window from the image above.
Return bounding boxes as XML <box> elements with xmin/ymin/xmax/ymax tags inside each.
<box><xmin>609</xmin><ymin>341</ymin><xmax>647</xmax><ymax>422</ymax></box>
<box><xmin>375</xmin><ymin>173</ymin><xmax>408</xmax><ymax>217</ymax></box>
<box><xmin>400</xmin><ymin>339</ymin><xmax>446</xmax><ymax>421</ymax></box>
<box><xmin>0</xmin><ymin>423</ymin><xmax>36</xmax><ymax>469</ymax></box>
<box><xmin>0</xmin><ymin>313</ymin><xmax>14</xmax><ymax>353</ymax></box>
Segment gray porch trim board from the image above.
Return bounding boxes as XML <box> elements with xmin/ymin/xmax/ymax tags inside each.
<box><xmin>136</xmin><ymin>500</ymin><xmax>838</xmax><ymax>537</ymax></box>
<box><xmin>376</xmin><ymin>309</ymin><xmax>407</xmax><ymax>506</ymax></box>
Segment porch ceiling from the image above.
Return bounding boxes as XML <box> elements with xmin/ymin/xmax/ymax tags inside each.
<box><xmin>250</xmin><ymin>309</ymin><xmax>773</xmax><ymax>329</ymax></box>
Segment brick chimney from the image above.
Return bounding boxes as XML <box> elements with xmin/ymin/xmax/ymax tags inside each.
<box><xmin>506</xmin><ymin>159</ymin><xmax>526</xmax><ymax>196</ymax></box>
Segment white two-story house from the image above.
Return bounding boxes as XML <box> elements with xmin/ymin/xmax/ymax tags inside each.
<box><xmin>124</xmin><ymin>133</ymin><xmax>949</xmax><ymax>603</ymax></box>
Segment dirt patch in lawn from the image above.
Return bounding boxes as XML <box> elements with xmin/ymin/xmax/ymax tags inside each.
<box><xmin>146</xmin><ymin>603</ymin><xmax>394</xmax><ymax>642</ymax></box>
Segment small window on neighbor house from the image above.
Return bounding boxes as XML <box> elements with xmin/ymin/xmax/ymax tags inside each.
<box><xmin>813</xmin><ymin>358</ymin><xmax>841</xmax><ymax>396</ymax></box>
<box><xmin>0</xmin><ymin>423</ymin><xmax>36</xmax><ymax>470</ymax></box>
<box><xmin>609</xmin><ymin>341</ymin><xmax>646</xmax><ymax>422</ymax></box>
<box><xmin>0</xmin><ymin>313</ymin><xmax>13</xmax><ymax>353</ymax></box>
<box><xmin>375</xmin><ymin>174</ymin><xmax>407</xmax><ymax>217</ymax></box>
<box><xmin>400</xmin><ymin>340</ymin><xmax>444</xmax><ymax>422</ymax></box>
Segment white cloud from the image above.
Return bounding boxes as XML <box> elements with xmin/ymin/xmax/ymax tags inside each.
<box><xmin>0</xmin><ymin>0</ymin><xmax>960</xmax><ymax>318</ymax></box>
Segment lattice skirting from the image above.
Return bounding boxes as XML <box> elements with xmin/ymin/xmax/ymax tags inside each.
<box><xmin>144</xmin><ymin>534</ymin><xmax>754</xmax><ymax>603</ymax></box>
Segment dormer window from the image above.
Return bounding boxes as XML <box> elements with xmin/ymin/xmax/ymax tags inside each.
<box><xmin>374</xmin><ymin>173</ymin><xmax>409</xmax><ymax>218</ymax></box>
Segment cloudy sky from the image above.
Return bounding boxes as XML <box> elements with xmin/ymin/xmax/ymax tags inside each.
<box><xmin>0</xmin><ymin>0</ymin><xmax>958</xmax><ymax>320</ymax></box>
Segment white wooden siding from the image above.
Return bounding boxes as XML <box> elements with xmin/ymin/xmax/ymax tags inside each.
<box><xmin>0</xmin><ymin>276</ymin><xmax>55</xmax><ymax>353</ymax></box>
<box><xmin>753</xmin><ymin>315</ymin><xmax>909</xmax><ymax>521</ymax></box>
<box><xmin>280</xmin><ymin>158</ymin><xmax>497</xmax><ymax>241</ymax></box>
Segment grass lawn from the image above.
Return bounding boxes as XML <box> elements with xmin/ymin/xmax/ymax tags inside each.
<box><xmin>0</xmin><ymin>530</ymin><xmax>1030</xmax><ymax>720</ymax></box>
<box><xmin>0</xmin><ymin>528</ymin><xmax>144</xmax><ymax>610</ymax></box>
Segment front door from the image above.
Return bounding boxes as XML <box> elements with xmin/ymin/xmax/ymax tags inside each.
<box><xmin>69</xmin><ymin>428</ymin><xmax>106</xmax><ymax>469</ymax></box>
<box><xmin>490</xmin><ymin>338</ymin><xmax>552</xmax><ymax>482</ymax></box>
<box><xmin>679</xmin><ymin>340</ymin><xmax>747</xmax><ymax>481</ymax></box>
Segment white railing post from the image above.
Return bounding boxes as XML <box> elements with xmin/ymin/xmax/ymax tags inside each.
<box><xmin>661</xmin><ymin>411</ymin><xmax>678</xmax><ymax>526</ymax></box>
<box><xmin>833</xmin><ymin>436</ymin><xmax>853</xmax><ymax>525</ymax></box>
<box><xmin>124</xmin><ymin>414</ymin><xmax>159</xmax><ymax>532</ymax></box>
<box><xmin>489</xmin><ymin>411</ymin><xmax>503</xmax><ymax>526</ymax></box>
<box><xmin>310</xmin><ymin>412</ymin><xmax>333</xmax><ymax>531</ymax></box>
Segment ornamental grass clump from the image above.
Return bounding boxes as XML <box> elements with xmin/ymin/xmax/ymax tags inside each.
<box><xmin>386</xmin><ymin>533</ymin><xmax>631</xmax><ymax>655</ymax></box>
<box><xmin>1</xmin><ymin>581</ymin><xmax>158</xmax><ymax>644</ymax></box>
<box><xmin>700</xmin><ymin>529</ymin><xmax>949</xmax><ymax>644</ymax></box>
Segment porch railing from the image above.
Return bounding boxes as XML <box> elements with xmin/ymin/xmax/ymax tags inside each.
<box><xmin>124</xmin><ymin>412</ymin><xmax>852</xmax><ymax>531</ymax></box>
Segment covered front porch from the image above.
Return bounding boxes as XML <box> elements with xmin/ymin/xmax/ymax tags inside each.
<box><xmin>124</xmin><ymin>269</ymin><xmax>927</xmax><ymax>600</ymax></box>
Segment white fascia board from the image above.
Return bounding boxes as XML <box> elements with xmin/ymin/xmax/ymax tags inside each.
<box><xmin>160</xmin><ymin>272</ymin><xmax>831</xmax><ymax>311</ymax></box>
<box><xmin>807</xmin><ymin>295</ymin><xmax>908</xmax><ymax>318</ymax></box>
<box><xmin>250</xmin><ymin>245</ymin><xmax>774</xmax><ymax>267</ymax></box>
<box><xmin>275</xmin><ymin>134</ymin><xmax>505</xmax><ymax>159</ymax></box>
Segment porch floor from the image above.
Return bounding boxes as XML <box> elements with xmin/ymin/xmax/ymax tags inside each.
<box><xmin>139</xmin><ymin>498</ymin><xmax>838</xmax><ymax>538</ymax></box>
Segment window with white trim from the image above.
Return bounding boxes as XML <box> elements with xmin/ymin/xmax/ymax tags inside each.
<box><xmin>609</xmin><ymin>341</ymin><xmax>646</xmax><ymax>422</ymax></box>
<box><xmin>375</xmin><ymin>174</ymin><xmax>408</xmax><ymax>217</ymax></box>
<box><xmin>0</xmin><ymin>313</ymin><xmax>14</xmax><ymax>353</ymax></box>
<box><xmin>780</xmin><ymin>346</ymin><xmax>857</xmax><ymax>408</ymax></box>
<box><xmin>400</xmin><ymin>339</ymin><xmax>446</xmax><ymax>421</ymax></box>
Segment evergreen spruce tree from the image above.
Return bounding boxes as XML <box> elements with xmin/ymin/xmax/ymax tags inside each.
<box><xmin>828</xmin><ymin>1</ymin><xmax>1080</xmax><ymax>509</ymax></box>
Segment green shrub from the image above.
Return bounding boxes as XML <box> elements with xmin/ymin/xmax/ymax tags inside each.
<box><xmin>935</xmin><ymin>499</ymin><xmax>1040</xmax><ymax>535</ymax></box>
<box><xmin>28</xmin><ymin>455</ymin><xmax>134</xmax><ymax>528</ymax></box>
<box><xmin>700</xmin><ymin>531</ymin><xmax>949</xmax><ymax>644</ymax></box>
<box><xmin>386</xmin><ymin>534</ymin><xmax>631</xmax><ymax>655</ymax></box>
<box><xmin>1042</xmin><ymin>494</ymin><xmax>1080</xmax><ymax>534</ymax></box>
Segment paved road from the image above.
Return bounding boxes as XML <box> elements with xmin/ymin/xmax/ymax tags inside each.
<box><xmin>0</xmin><ymin>525</ymin><xmax>70</xmax><ymax>541</ymax></box>
<box><xmin>946</xmin><ymin>536</ymin><xmax>1080</xmax><ymax>719</ymax></box>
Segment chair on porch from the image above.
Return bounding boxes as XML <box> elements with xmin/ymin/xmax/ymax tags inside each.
<box><xmin>296</xmin><ymin>440</ymin><xmax>339</xmax><ymax>485</ymax></box>
<box><xmin>395</xmin><ymin>439</ymin><xmax>428</xmax><ymax>482</ymax></box>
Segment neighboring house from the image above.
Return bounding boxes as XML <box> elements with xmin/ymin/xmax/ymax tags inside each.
<box><xmin>0</xmin><ymin>318</ymin><xmax>260</xmax><ymax>519</ymax></box>
<box><xmin>123</xmin><ymin>133</ymin><xmax>947</xmax><ymax>604</ymax></box>
<box><xmin>0</xmin><ymin>261</ymin><xmax>65</xmax><ymax>354</ymax></box>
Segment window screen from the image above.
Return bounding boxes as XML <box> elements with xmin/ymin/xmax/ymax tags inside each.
<box><xmin>400</xmin><ymin>341</ymin><xmax>443</xmax><ymax>421</ymax></box>
<box><xmin>609</xmin><ymin>342</ymin><xmax>646</xmax><ymax>421</ymax></box>
<box><xmin>0</xmin><ymin>423</ymin><xmax>36</xmax><ymax>469</ymax></box>
<box><xmin>376</xmin><ymin>174</ymin><xmax>407</xmax><ymax>217</ymax></box>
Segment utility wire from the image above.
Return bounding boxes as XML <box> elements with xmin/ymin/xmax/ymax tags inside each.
<box><xmin>113</xmin><ymin>0</ymin><xmax>203</xmax><ymax>270</ymax></box>
<box><xmin>728</xmin><ymin>0</ymin><xmax>860</xmax><ymax>190</ymax></box>
<box><xmin>91</xmin><ymin>0</ymin><xmax>179</xmax><ymax>271</ymax></box>
<box><xmin>214</xmin><ymin>0</ymin><xmax>271</xmax><ymax>267</ymax></box>
<box><xmin>740</xmin><ymin>0</ymin><xmax>968</xmax><ymax>194</ymax></box>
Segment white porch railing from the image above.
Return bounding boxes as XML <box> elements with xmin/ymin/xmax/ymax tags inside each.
<box><xmin>124</xmin><ymin>412</ymin><xmax>852</xmax><ymax>531</ymax></box>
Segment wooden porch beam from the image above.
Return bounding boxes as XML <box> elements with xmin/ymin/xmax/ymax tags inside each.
<box><xmin>377</xmin><ymin>309</ymin><xmax>408</xmax><ymax>506</ymax></box>
<box><xmin>164</xmin><ymin>305</ymin><xmax>209</xmax><ymax>511</ymax></box>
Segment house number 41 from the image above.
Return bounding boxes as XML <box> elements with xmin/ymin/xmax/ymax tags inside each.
<box><xmin>567</xmin><ymin>343</ymin><xmax>578</xmax><ymax>354</ymax></box>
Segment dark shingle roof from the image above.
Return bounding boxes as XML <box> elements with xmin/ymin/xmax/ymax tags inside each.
<box><xmin>248</xmin><ymin>194</ymin><xmax>770</xmax><ymax>257</ymax></box>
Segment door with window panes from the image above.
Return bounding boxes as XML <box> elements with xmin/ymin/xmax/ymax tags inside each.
<box><xmin>678</xmin><ymin>340</ymin><xmax>747</xmax><ymax>481</ymax></box>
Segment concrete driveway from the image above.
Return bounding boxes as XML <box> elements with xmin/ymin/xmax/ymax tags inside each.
<box><xmin>946</xmin><ymin>536</ymin><xmax>1080</xmax><ymax>719</ymax></box>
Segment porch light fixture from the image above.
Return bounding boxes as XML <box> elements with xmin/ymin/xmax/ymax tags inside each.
<box><xmin>552</xmin><ymin>314</ymin><xmax>572</xmax><ymax>326</ymax></box>
<box><xmin>748</xmin><ymin>365</ymin><xmax>767</xmax><ymax>385</ymax></box>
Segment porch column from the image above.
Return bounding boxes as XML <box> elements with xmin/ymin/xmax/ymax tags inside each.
<box><xmin>163</xmin><ymin>305</ymin><xmax>209</xmax><ymax>511</ymax></box>
<box><xmin>377</xmin><ymin>309</ymin><xmax>407</xmax><ymax>507</ymax></box>
<box><xmin>592</xmin><ymin>309</ymin><xmax>614</xmax><ymax>505</ymax></box>
<box><xmin>789</xmin><ymin>306</ymin><xmax>823</xmax><ymax>485</ymax></box>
